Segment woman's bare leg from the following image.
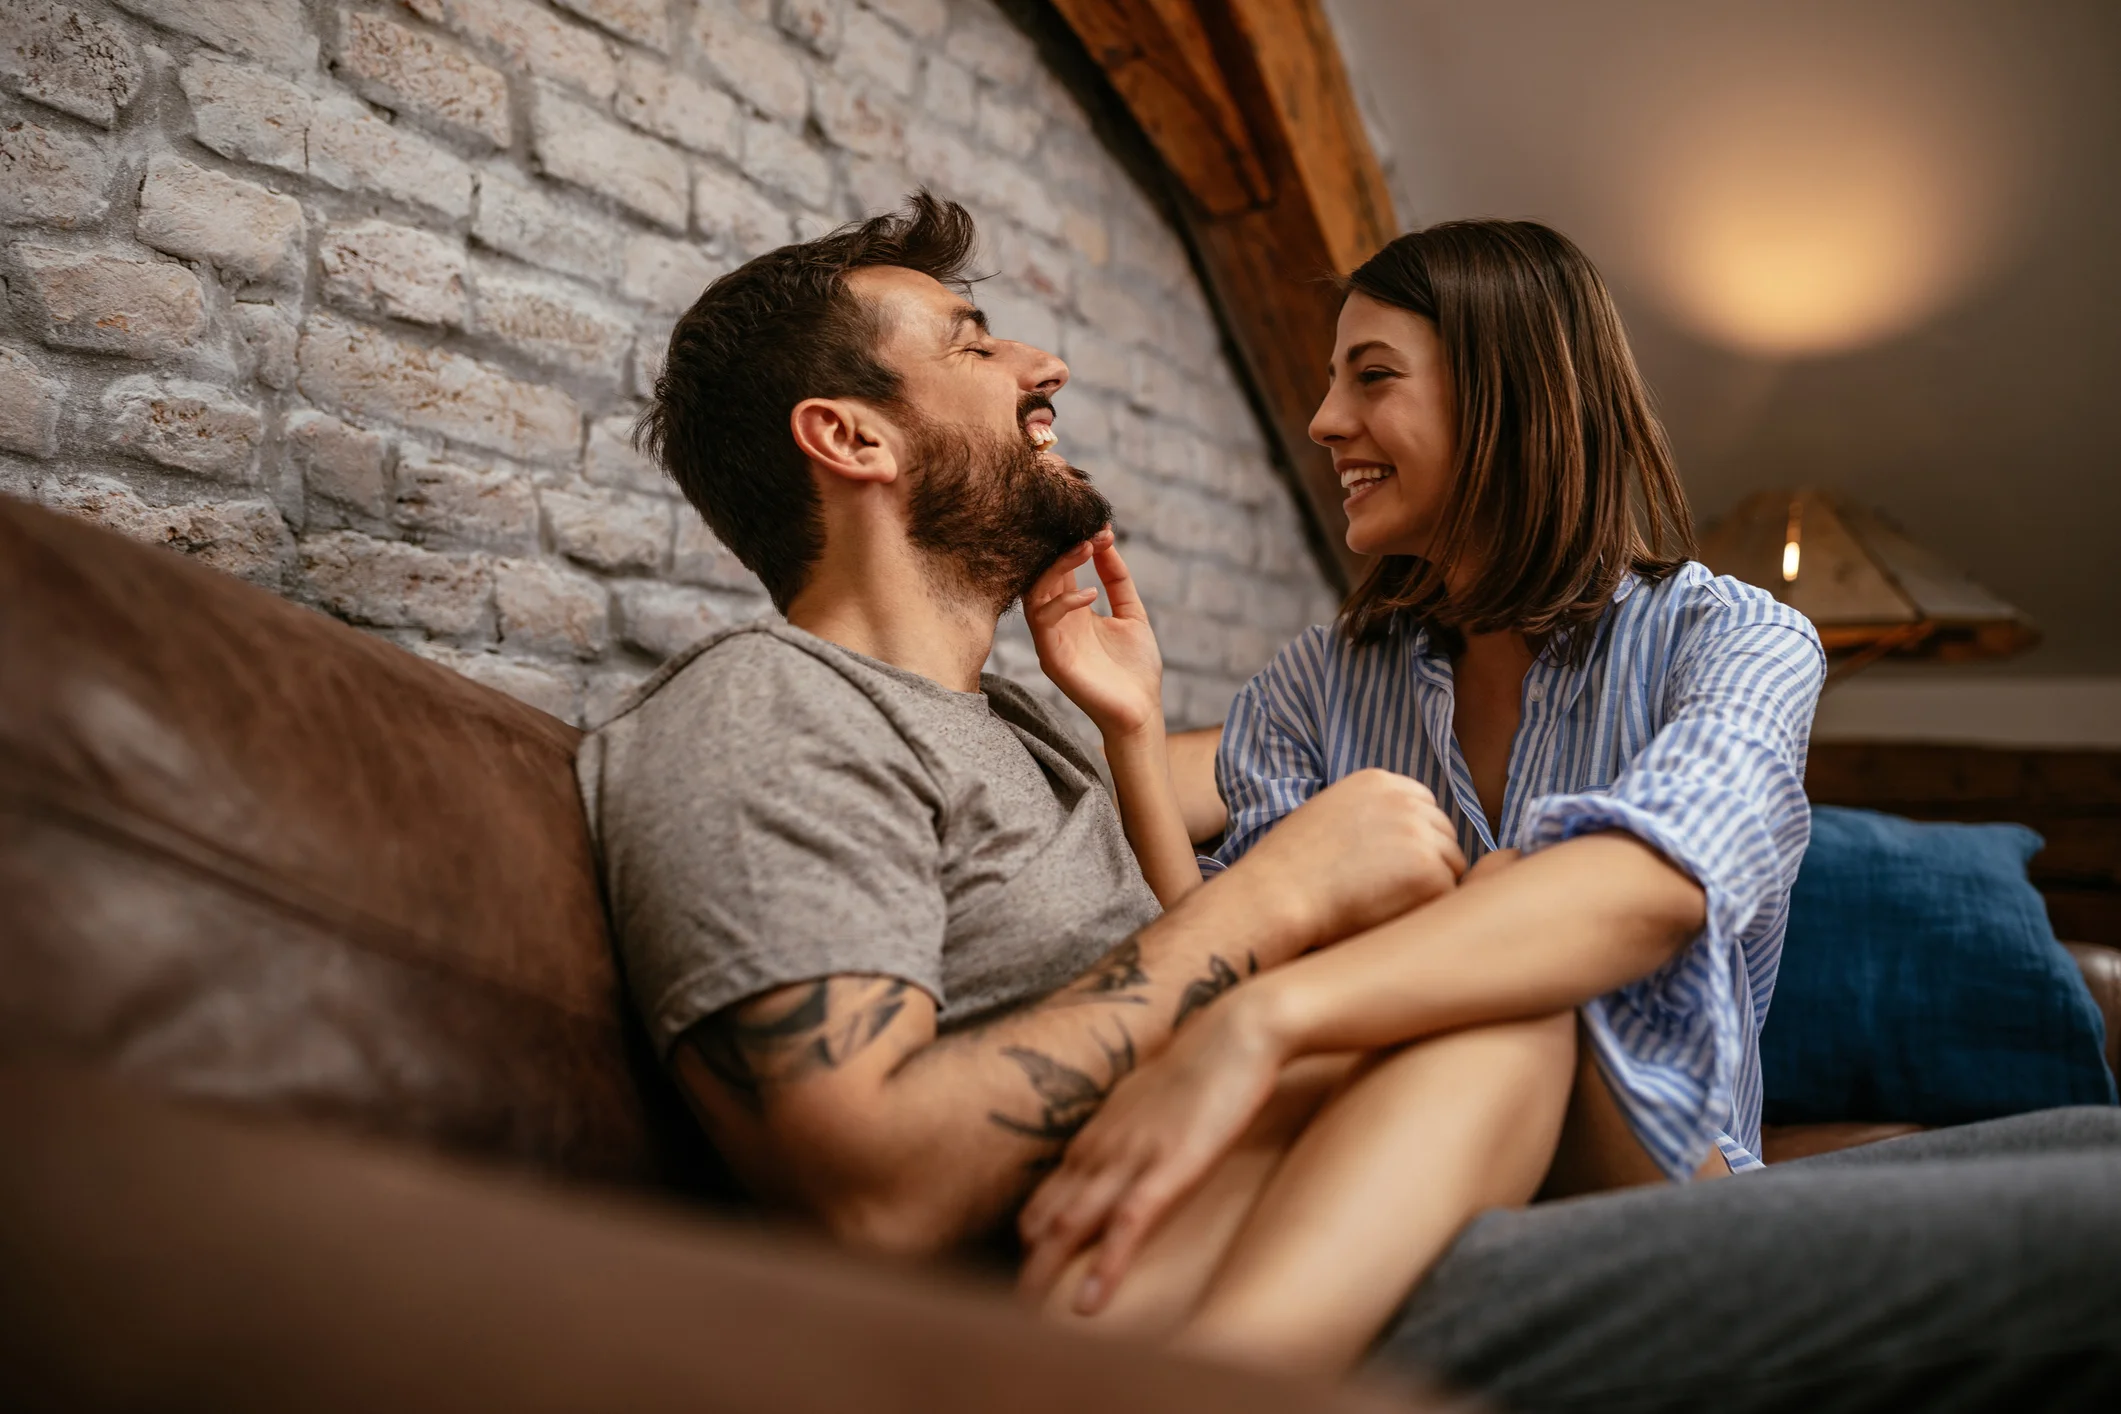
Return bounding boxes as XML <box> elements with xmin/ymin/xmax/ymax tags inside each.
<box><xmin>1173</xmin><ymin>1011</ymin><xmax>1577</xmax><ymax>1374</ymax></box>
<box><xmin>1035</xmin><ymin>1053</ymin><xmax>1356</xmax><ymax>1338</ymax></box>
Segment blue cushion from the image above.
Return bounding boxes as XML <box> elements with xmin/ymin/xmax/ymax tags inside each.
<box><xmin>1761</xmin><ymin>805</ymin><xmax>2118</xmax><ymax>1125</ymax></box>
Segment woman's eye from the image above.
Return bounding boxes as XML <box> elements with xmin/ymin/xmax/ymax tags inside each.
<box><xmin>1358</xmin><ymin>367</ymin><xmax>1395</xmax><ymax>385</ymax></box>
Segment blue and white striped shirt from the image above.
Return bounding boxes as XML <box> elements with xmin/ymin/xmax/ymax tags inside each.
<box><xmin>1209</xmin><ymin>562</ymin><xmax>1825</xmax><ymax>1179</ymax></box>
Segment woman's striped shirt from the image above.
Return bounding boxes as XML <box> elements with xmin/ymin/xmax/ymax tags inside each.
<box><xmin>1208</xmin><ymin>562</ymin><xmax>1826</xmax><ymax>1179</ymax></box>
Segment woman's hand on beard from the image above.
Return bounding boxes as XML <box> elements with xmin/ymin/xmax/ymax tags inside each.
<box><xmin>1026</xmin><ymin>528</ymin><xmax>1165</xmax><ymax>740</ymax></box>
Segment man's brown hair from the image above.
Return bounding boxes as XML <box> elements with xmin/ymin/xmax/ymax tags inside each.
<box><xmin>637</xmin><ymin>192</ymin><xmax>978</xmax><ymax>612</ymax></box>
<box><xmin>1337</xmin><ymin>219</ymin><xmax>1696</xmax><ymax>655</ymax></box>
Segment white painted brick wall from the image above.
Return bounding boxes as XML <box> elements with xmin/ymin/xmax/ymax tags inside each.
<box><xmin>2</xmin><ymin>0</ymin><xmax>1338</xmax><ymax>736</ymax></box>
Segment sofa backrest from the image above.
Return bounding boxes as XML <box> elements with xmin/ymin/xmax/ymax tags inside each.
<box><xmin>0</xmin><ymin>494</ymin><xmax>700</xmax><ymax>1189</ymax></box>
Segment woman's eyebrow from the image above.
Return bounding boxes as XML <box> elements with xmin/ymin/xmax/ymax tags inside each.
<box><xmin>1343</xmin><ymin>339</ymin><xmax>1399</xmax><ymax>363</ymax></box>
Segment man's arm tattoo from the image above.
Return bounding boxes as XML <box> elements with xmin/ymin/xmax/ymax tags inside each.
<box><xmin>986</xmin><ymin>1019</ymin><xmax>1137</xmax><ymax>1152</ymax></box>
<box><xmin>1172</xmin><ymin>954</ymin><xmax>1241</xmax><ymax>1028</ymax></box>
<box><xmin>690</xmin><ymin>976</ymin><xmax>910</xmax><ymax>1111</ymax></box>
<box><xmin>1043</xmin><ymin>937</ymin><xmax>1152</xmax><ymax>1008</ymax></box>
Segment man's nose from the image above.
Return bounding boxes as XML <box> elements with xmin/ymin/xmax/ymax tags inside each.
<box><xmin>1013</xmin><ymin>341</ymin><xmax>1069</xmax><ymax>397</ymax></box>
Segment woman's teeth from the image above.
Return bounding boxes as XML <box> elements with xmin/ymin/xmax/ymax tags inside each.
<box><xmin>1027</xmin><ymin>423</ymin><xmax>1058</xmax><ymax>451</ymax></box>
<box><xmin>1339</xmin><ymin>466</ymin><xmax>1392</xmax><ymax>491</ymax></box>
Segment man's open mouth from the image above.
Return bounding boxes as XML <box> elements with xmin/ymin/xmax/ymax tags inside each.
<box><xmin>1027</xmin><ymin>423</ymin><xmax>1057</xmax><ymax>451</ymax></box>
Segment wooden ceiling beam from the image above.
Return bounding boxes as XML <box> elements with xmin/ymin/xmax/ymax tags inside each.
<box><xmin>1047</xmin><ymin>0</ymin><xmax>1398</xmax><ymax>586</ymax></box>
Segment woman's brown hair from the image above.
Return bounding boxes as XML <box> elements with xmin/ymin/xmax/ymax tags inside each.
<box><xmin>1337</xmin><ymin>219</ymin><xmax>1695</xmax><ymax>657</ymax></box>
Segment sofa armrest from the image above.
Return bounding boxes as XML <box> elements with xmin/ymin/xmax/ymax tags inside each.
<box><xmin>2064</xmin><ymin>942</ymin><xmax>2121</xmax><ymax>1081</ymax></box>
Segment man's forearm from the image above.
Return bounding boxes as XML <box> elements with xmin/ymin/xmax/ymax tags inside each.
<box><xmin>858</xmin><ymin>865</ymin><xmax>1307</xmax><ymax>1249</ymax></box>
<box><xmin>1246</xmin><ymin>833</ymin><xmax>1706</xmax><ymax>1060</ymax></box>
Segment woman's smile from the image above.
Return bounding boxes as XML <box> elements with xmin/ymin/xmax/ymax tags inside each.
<box><xmin>1338</xmin><ymin>460</ymin><xmax>1396</xmax><ymax>509</ymax></box>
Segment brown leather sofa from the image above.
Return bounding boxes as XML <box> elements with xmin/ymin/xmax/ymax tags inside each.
<box><xmin>3</xmin><ymin>491</ymin><xmax>2116</xmax><ymax>1407</ymax></box>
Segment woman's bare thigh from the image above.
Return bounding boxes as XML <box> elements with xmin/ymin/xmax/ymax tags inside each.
<box><xmin>1034</xmin><ymin>1052</ymin><xmax>1358</xmax><ymax>1338</ymax></box>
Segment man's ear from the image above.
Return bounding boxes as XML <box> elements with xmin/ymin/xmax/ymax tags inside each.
<box><xmin>790</xmin><ymin>398</ymin><xmax>899</xmax><ymax>486</ymax></box>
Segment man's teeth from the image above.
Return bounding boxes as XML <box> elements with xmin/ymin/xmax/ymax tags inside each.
<box><xmin>1027</xmin><ymin>423</ymin><xmax>1058</xmax><ymax>450</ymax></box>
<box><xmin>1339</xmin><ymin>466</ymin><xmax>1392</xmax><ymax>490</ymax></box>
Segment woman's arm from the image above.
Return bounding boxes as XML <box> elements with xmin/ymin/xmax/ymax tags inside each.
<box><xmin>1241</xmin><ymin>831</ymin><xmax>1702</xmax><ymax>1054</ymax></box>
<box><xmin>1026</xmin><ymin>532</ymin><xmax>1202</xmax><ymax>907</ymax></box>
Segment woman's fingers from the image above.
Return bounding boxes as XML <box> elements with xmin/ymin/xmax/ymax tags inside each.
<box><xmin>1090</xmin><ymin>536</ymin><xmax>1146</xmax><ymax>621</ymax></box>
<box><xmin>1074</xmin><ymin>1166</ymin><xmax>1188</xmax><ymax>1315</ymax></box>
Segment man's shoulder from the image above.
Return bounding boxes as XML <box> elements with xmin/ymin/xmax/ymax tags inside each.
<box><xmin>597</xmin><ymin>621</ymin><xmax>888</xmax><ymax>735</ymax></box>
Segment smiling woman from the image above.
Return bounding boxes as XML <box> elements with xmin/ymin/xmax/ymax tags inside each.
<box><xmin>1012</xmin><ymin>219</ymin><xmax>1826</xmax><ymax>1374</ymax></box>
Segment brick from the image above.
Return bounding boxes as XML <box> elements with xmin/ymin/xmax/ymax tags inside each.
<box><xmin>301</xmin><ymin>529</ymin><xmax>490</xmax><ymax>635</ymax></box>
<box><xmin>980</xmin><ymin>287</ymin><xmax>1061</xmax><ymax>362</ymax></box>
<box><xmin>583</xmin><ymin>411</ymin><xmax>665</xmax><ymax>494</ymax></box>
<box><xmin>620</xmin><ymin>232</ymin><xmax>724</xmax><ymax>313</ymax></box>
<box><xmin>693</xmin><ymin>14</ymin><xmax>807</xmax><ymax>126</ymax></box>
<box><xmin>615</xmin><ymin>579</ymin><xmax>719</xmax><ymax>658</ymax></box>
<box><xmin>815</xmin><ymin>81</ymin><xmax>906</xmax><ymax>161</ymax></box>
<box><xmin>471</xmin><ymin>265</ymin><xmax>634</xmax><ymax>384</ymax></box>
<box><xmin>472</xmin><ymin>170</ymin><xmax>621</xmax><ymax>285</ymax></box>
<box><xmin>1060</xmin><ymin>321</ymin><xmax>1129</xmax><ymax>396</ymax></box>
<box><xmin>285</xmin><ymin>409</ymin><xmax>389</xmax><ymax>521</ymax></box>
<box><xmin>337</xmin><ymin>10</ymin><xmax>510</xmax><ymax>148</ymax></box>
<box><xmin>615</xmin><ymin>54</ymin><xmax>738</xmax><ymax>159</ymax></box>
<box><xmin>102</xmin><ymin>375</ymin><xmax>264</xmax><ymax>481</ymax></box>
<box><xmin>11</xmin><ymin>243</ymin><xmax>209</xmax><ymax>360</ymax></box>
<box><xmin>494</xmin><ymin>555</ymin><xmax>610</xmax><ymax>658</ymax></box>
<box><xmin>417</xmin><ymin>642</ymin><xmax>580</xmax><ymax>719</ymax></box>
<box><xmin>976</xmin><ymin>92</ymin><xmax>1042</xmax><ymax>159</ymax></box>
<box><xmin>392</xmin><ymin>450</ymin><xmax>538</xmax><ymax>551</ymax></box>
<box><xmin>297</xmin><ymin>313</ymin><xmax>583</xmax><ymax>465</ymax></box>
<box><xmin>844</xmin><ymin>154</ymin><xmax>914</xmax><ymax>216</ymax></box>
<box><xmin>861</xmin><ymin>0</ymin><xmax>945</xmax><ymax>40</ymax></box>
<box><xmin>944</xmin><ymin>10</ymin><xmax>1035</xmax><ymax>86</ymax></box>
<box><xmin>136</xmin><ymin>155</ymin><xmax>305</xmax><ymax>286</ymax></box>
<box><xmin>741</xmin><ymin>116</ymin><xmax>832</xmax><ymax>208</ymax></box>
<box><xmin>0</xmin><ymin>118</ymin><xmax>111</xmax><ymax>228</ymax></box>
<box><xmin>309</xmin><ymin>93</ymin><xmax>474</xmax><ymax>220</ymax></box>
<box><xmin>319</xmin><ymin>219</ymin><xmax>467</xmax><ymax>327</ymax></box>
<box><xmin>920</xmin><ymin>57</ymin><xmax>973</xmax><ymax>127</ymax></box>
<box><xmin>532</xmin><ymin>82</ymin><xmax>688</xmax><ymax>231</ymax></box>
<box><xmin>1058</xmin><ymin>207</ymin><xmax>1108</xmax><ymax>266</ymax></box>
<box><xmin>110</xmin><ymin>0</ymin><xmax>315</xmax><ymax>71</ymax></box>
<box><xmin>692</xmin><ymin>163</ymin><xmax>791</xmax><ymax>257</ymax></box>
<box><xmin>180</xmin><ymin>54</ymin><xmax>310</xmax><ymax>175</ymax></box>
<box><xmin>991</xmin><ymin>224</ymin><xmax>1071</xmax><ymax>305</ymax></box>
<box><xmin>552</xmin><ymin>0</ymin><xmax>669</xmax><ymax>51</ymax></box>
<box><xmin>836</xmin><ymin>6</ymin><xmax>916</xmax><ymax>96</ymax></box>
<box><xmin>543</xmin><ymin>481</ymin><xmax>669</xmax><ymax>572</ymax></box>
<box><xmin>903</xmin><ymin>118</ymin><xmax>978</xmax><ymax>195</ymax></box>
<box><xmin>0</xmin><ymin>344</ymin><xmax>63</xmax><ymax>458</ymax></box>
<box><xmin>417</xmin><ymin>0</ymin><xmax>616</xmax><ymax>100</ymax></box>
<box><xmin>672</xmin><ymin>513</ymin><xmax>764</xmax><ymax>592</ymax></box>
<box><xmin>774</xmin><ymin>0</ymin><xmax>842</xmax><ymax>57</ymax></box>
<box><xmin>230</xmin><ymin>300</ymin><xmax>297</xmax><ymax>389</ymax></box>
<box><xmin>1</xmin><ymin>1</ymin><xmax>144</xmax><ymax>128</ymax></box>
<box><xmin>51</xmin><ymin>478</ymin><xmax>293</xmax><ymax>584</ymax></box>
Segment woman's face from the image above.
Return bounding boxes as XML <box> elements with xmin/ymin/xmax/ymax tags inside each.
<box><xmin>1309</xmin><ymin>294</ymin><xmax>1457</xmax><ymax>558</ymax></box>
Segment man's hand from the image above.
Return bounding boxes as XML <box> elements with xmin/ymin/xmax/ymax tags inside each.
<box><xmin>1225</xmin><ymin>769</ymin><xmax>1467</xmax><ymax>956</ymax></box>
<box><xmin>1027</xmin><ymin>529</ymin><xmax>1162</xmax><ymax>740</ymax></box>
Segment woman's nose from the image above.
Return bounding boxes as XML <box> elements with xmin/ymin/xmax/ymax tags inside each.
<box><xmin>1310</xmin><ymin>383</ymin><xmax>1356</xmax><ymax>446</ymax></box>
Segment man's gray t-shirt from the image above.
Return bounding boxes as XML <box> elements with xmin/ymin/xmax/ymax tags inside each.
<box><xmin>576</xmin><ymin>621</ymin><xmax>1163</xmax><ymax>1058</ymax></box>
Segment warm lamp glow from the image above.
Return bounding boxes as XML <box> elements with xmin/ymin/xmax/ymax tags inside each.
<box><xmin>1781</xmin><ymin>498</ymin><xmax>1803</xmax><ymax>582</ymax></box>
<box><xmin>1781</xmin><ymin>540</ymin><xmax>1801</xmax><ymax>583</ymax></box>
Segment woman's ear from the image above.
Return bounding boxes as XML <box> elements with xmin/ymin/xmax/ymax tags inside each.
<box><xmin>791</xmin><ymin>398</ymin><xmax>899</xmax><ymax>485</ymax></box>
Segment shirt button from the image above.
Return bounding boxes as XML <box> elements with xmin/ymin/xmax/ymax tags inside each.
<box><xmin>1528</xmin><ymin>683</ymin><xmax>1545</xmax><ymax>703</ymax></box>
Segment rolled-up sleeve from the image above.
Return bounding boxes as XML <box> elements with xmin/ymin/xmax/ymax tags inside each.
<box><xmin>1519</xmin><ymin>599</ymin><xmax>1825</xmax><ymax>1179</ymax></box>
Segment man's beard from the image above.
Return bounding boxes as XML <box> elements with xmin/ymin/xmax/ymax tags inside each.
<box><xmin>901</xmin><ymin>406</ymin><xmax>1112</xmax><ymax>614</ymax></box>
